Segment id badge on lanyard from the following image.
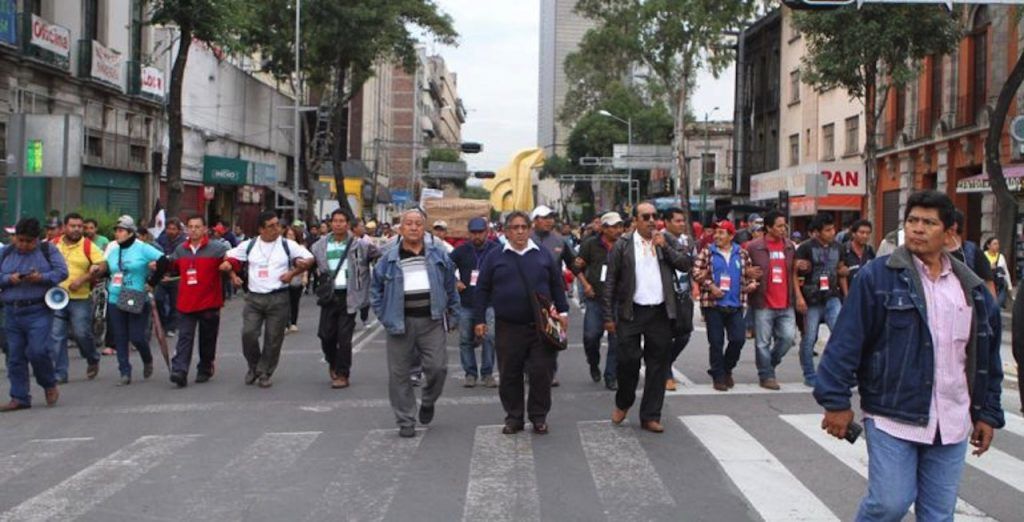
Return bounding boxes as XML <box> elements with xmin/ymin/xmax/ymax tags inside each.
<box><xmin>771</xmin><ymin>265</ymin><xmax>784</xmax><ymax>284</ymax></box>
<box><xmin>819</xmin><ymin>274</ymin><xmax>830</xmax><ymax>291</ymax></box>
<box><xmin>470</xmin><ymin>269</ymin><xmax>479</xmax><ymax>286</ymax></box>
<box><xmin>112</xmin><ymin>273</ymin><xmax>124</xmax><ymax>287</ymax></box>
<box><xmin>719</xmin><ymin>274</ymin><xmax>732</xmax><ymax>292</ymax></box>
<box><xmin>257</xmin><ymin>265</ymin><xmax>270</xmax><ymax>279</ymax></box>
<box><xmin>186</xmin><ymin>268</ymin><xmax>199</xmax><ymax>286</ymax></box>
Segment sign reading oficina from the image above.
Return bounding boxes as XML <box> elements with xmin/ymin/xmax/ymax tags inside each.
<box><xmin>140</xmin><ymin>66</ymin><xmax>164</xmax><ymax>98</ymax></box>
<box><xmin>29</xmin><ymin>14</ymin><xmax>70</xmax><ymax>58</ymax></box>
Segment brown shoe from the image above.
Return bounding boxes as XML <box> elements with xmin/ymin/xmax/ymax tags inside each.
<box><xmin>86</xmin><ymin>363</ymin><xmax>99</xmax><ymax>380</ymax></box>
<box><xmin>724</xmin><ymin>373</ymin><xmax>735</xmax><ymax>389</ymax></box>
<box><xmin>759</xmin><ymin>378</ymin><xmax>781</xmax><ymax>391</ymax></box>
<box><xmin>665</xmin><ymin>378</ymin><xmax>677</xmax><ymax>391</ymax></box>
<box><xmin>611</xmin><ymin>407</ymin><xmax>628</xmax><ymax>425</ymax></box>
<box><xmin>713</xmin><ymin>381</ymin><xmax>729</xmax><ymax>392</ymax></box>
<box><xmin>44</xmin><ymin>387</ymin><xmax>59</xmax><ymax>407</ymax></box>
<box><xmin>329</xmin><ymin>368</ymin><xmax>337</xmax><ymax>381</ymax></box>
<box><xmin>331</xmin><ymin>375</ymin><xmax>350</xmax><ymax>389</ymax></box>
<box><xmin>641</xmin><ymin>420</ymin><xmax>665</xmax><ymax>433</ymax></box>
<box><xmin>0</xmin><ymin>400</ymin><xmax>30</xmax><ymax>412</ymax></box>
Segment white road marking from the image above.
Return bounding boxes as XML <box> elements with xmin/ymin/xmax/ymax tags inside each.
<box><xmin>966</xmin><ymin>446</ymin><xmax>1024</xmax><ymax>493</ymax></box>
<box><xmin>304</xmin><ymin>428</ymin><xmax>424</xmax><ymax>522</ymax></box>
<box><xmin>781</xmin><ymin>414</ymin><xmax>992</xmax><ymax>521</ymax></box>
<box><xmin>352</xmin><ymin>321</ymin><xmax>383</xmax><ymax>354</ymax></box>
<box><xmin>0</xmin><ymin>438</ymin><xmax>94</xmax><ymax>488</ymax></box>
<box><xmin>184</xmin><ymin>431</ymin><xmax>321</xmax><ymax>521</ymax></box>
<box><xmin>0</xmin><ymin>434</ymin><xmax>199</xmax><ymax>522</ymax></box>
<box><xmin>577</xmin><ymin>420</ymin><xmax>676</xmax><ymax>520</ymax></box>
<box><xmin>681</xmin><ymin>415</ymin><xmax>838</xmax><ymax>521</ymax></box>
<box><xmin>462</xmin><ymin>425</ymin><xmax>540</xmax><ymax>522</ymax></box>
<box><xmin>1002</xmin><ymin>413</ymin><xmax>1024</xmax><ymax>438</ymax></box>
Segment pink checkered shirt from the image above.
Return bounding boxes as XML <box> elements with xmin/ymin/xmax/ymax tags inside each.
<box><xmin>868</xmin><ymin>254</ymin><xmax>973</xmax><ymax>445</ymax></box>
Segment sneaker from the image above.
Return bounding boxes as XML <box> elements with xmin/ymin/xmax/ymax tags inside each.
<box><xmin>410</xmin><ymin>373</ymin><xmax>423</xmax><ymax>387</ymax></box>
<box><xmin>245</xmin><ymin>370</ymin><xmax>258</xmax><ymax>386</ymax></box>
<box><xmin>398</xmin><ymin>426</ymin><xmax>416</xmax><ymax>438</ymax></box>
<box><xmin>117</xmin><ymin>376</ymin><xmax>131</xmax><ymax>386</ymax></box>
<box><xmin>258</xmin><ymin>375</ymin><xmax>273</xmax><ymax>388</ymax></box>
<box><xmin>86</xmin><ymin>363</ymin><xmax>99</xmax><ymax>380</ymax></box>
<box><xmin>481</xmin><ymin>375</ymin><xmax>497</xmax><ymax>388</ymax></box>
<box><xmin>288</xmin><ymin>325</ymin><xmax>299</xmax><ymax>333</ymax></box>
<box><xmin>169</xmin><ymin>372</ymin><xmax>187</xmax><ymax>388</ymax></box>
<box><xmin>551</xmin><ymin>378</ymin><xmax>560</xmax><ymax>388</ymax></box>
<box><xmin>101</xmin><ymin>347</ymin><xmax>116</xmax><ymax>356</ymax></box>
<box><xmin>759</xmin><ymin>378</ymin><xmax>780</xmax><ymax>391</ymax></box>
<box><xmin>166</xmin><ymin>331</ymin><xmax>176</xmax><ymax>338</ymax></box>
<box><xmin>331</xmin><ymin>375</ymin><xmax>350</xmax><ymax>389</ymax></box>
<box><xmin>463</xmin><ymin>375</ymin><xmax>477</xmax><ymax>388</ymax></box>
<box><xmin>502</xmin><ymin>421</ymin><xmax>524</xmax><ymax>434</ymax></box>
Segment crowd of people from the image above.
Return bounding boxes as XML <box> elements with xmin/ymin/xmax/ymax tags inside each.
<box><xmin>0</xmin><ymin>189</ymin><xmax>1019</xmax><ymax>520</ymax></box>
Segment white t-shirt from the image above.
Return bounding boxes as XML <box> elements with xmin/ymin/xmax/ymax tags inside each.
<box><xmin>226</xmin><ymin>237</ymin><xmax>313</xmax><ymax>294</ymax></box>
<box><xmin>632</xmin><ymin>233</ymin><xmax>664</xmax><ymax>305</ymax></box>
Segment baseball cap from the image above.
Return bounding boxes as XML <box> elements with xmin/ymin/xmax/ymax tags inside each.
<box><xmin>114</xmin><ymin>215</ymin><xmax>137</xmax><ymax>232</ymax></box>
<box><xmin>600</xmin><ymin>212</ymin><xmax>623</xmax><ymax>227</ymax></box>
<box><xmin>46</xmin><ymin>218</ymin><xmax>60</xmax><ymax>229</ymax></box>
<box><xmin>717</xmin><ymin>220</ymin><xmax>736</xmax><ymax>235</ymax></box>
<box><xmin>749</xmin><ymin>213</ymin><xmax>763</xmax><ymax>224</ymax></box>
<box><xmin>213</xmin><ymin>224</ymin><xmax>227</xmax><ymax>235</ymax></box>
<box><xmin>432</xmin><ymin>220</ymin><xmax>448</xmax><ymax>230</ymax></box>
<box><xmin>468</xmin><ymin>217</ymin><xmax>488</xmax><ymax>232</ymax></box>
<box><xmin>530</xmin><ymin>205</ymin><xmax>554</xmax><ymax>220</ymax></box>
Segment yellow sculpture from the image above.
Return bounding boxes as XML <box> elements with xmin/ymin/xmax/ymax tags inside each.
<box><xmin>484</xmin><ymin>148</ymin><xmax>546</xmax><ymax>212</ymax></box>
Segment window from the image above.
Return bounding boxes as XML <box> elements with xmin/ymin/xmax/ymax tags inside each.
<box><xmin>789</xmin><ymin>70</ymin><xmax>800</xmax><ymax>104</ymax></box>
<box><xmin>789</xmin><ymin>134</ymin><xmax>799</xmax><ymax>166</ymax></box>
<box><xmin>27</xmin><ymin>0</ymin><xmax>42</xmax><ymax>15</ymax></box>
<box><xmin>130</xmin><ymin>0</ymin><xmax>145</xmax><ymax>63</ymax></box>
<box><xmin>84</xmin><ymin>0</ymin><xmax>99</xmax><ymax>41</ymax></box>
<box><xmin>845</xmin><ymin>116</ymin><xmax>859</xmax><ymax>155</ymax></box>
<box><xmin>822</xmin><ymin>123</ymin><xmax>835</xmax><ymax>161</ymax></box>
<box><xmin>130</xmin><ymin>144</ymin><xmax>146</xmax><ymax>164</ymax></box>
<box><xmin>930</xmin><ymin>55</ymin><xmax>943</xmax><ymax>128</ymax></box>
<box><xmin>0</xmin><ymin>121</ymin><xmax>6</xmax><ymax>174</ymax></box>
<box><xmin>701</xmin><ymin>153</ymin><xmax>716</xmax><ymax>175</ymax></box>
<box><xmin>87</xmin><ymin>135</ymin><xmax>103</xmax><ymax>159</ymax></box>
<box><xmin>971</xmin><ymin>6</ymin><xmax>989</xmax><ymax>121</ymax></box>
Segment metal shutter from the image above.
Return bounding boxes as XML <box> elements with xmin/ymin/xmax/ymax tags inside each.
<box><xmin>882</xmin><ymin>189</ymin><xmax>901</xmax><ymax>236</ymax></box>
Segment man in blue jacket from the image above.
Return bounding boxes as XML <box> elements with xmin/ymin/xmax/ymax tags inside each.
<box><xmin>371</xmin><ymin>208</ymin><xmax>460</xmax><ymax>438</ymax></box>
<box><xmin>815</xmin><ymin>190</ymin><xmax>1003</xmax><ymax>521</ymax></box>
<box><xmin>449</xmin><ymin>217</ymin><xmax>499</xmax><ymax>388</ymax></box>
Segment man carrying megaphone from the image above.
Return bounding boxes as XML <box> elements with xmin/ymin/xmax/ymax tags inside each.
<box><xmin>50</xmin><ymin>213</ymin><xmax>106</xmax><ymax>383</ymax></box>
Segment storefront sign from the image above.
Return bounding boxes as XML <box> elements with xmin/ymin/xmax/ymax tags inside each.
<box><xmin>956</xmin><ymin>168</ymin><xmax>1024</xmax><ymax>194</ymax></box>
<box><xmin>29</xmin><ymin>14</ymin><xmax>70</xmax><ymax>58</ymax></box>
<box><xmin>203</xmin><ymin>155</ymin><xmax>248</xmax><ymax>186</ymax></box>
<box><xmin>140</xmin><ymin>66</ymin><xmax>165</xmax><ymax>98</ymax></box>
<box><xmin>90</xmin><ymin>40</ymin><xmax>122</xmax><ymax>89</ymax></box>
<box><xmin>249</xmin><ymin>162</ymin><xmax>278</xmax><ymax>186</ymax></box>
<box><xmin>0</xmin><ymin>0</ymin><xmax>16</xmax><ymax>46</ymax></box>
<box><xmin>750</xmin><ymin>161</ymin><xmax>865</xmax><ymax>200</ymax></box>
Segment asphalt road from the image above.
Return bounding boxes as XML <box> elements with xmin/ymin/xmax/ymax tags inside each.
<box><xmin>0</xmin><ymin>294</ymin><xmax>1021</xmax><ymax>522</ymax></box>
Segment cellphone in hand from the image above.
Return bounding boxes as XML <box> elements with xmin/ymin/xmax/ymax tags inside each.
<box><xmin>844</xmin><ymin>421</ymin><xmax>863</xmax><ymax>444</ymax></box>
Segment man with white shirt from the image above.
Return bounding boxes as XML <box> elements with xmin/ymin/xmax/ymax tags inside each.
<box><xmin>603</xmin><ymin>202</ymin><xmax>692</xmax><ymax>433</ymax></box>
<box><xmin>225</xmin><ymin>211</ymin><xmax>314</xmax><ymax>388</ymax></box>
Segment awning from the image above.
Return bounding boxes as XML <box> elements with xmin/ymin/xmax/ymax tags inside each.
<box><xmin>956</xmin><ymin>166</ymin><xmax>1024</xmax><ymax>193</ymax></box>
<box><xmin>789</xmin><ymin>195</ymin><xmax>863</xmax><ymax>217</ymax></box>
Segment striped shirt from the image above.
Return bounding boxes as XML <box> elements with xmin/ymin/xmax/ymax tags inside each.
<box><xmin>400</xmin><ymin>246</ymin><xmax>431</xmax><ymax>317</ymax></box>
<box><xmin>869</xmin><ymin>254</ymin><xmax>972</xmax><ymax>444</ymax></box>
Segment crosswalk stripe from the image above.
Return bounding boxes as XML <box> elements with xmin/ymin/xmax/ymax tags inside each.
<box><xmin>0</xmin><ymin>438</ymin><xmax>93</xmax><ymax>488</ymax></box>
<box><xmin>1003</xmin><ymin>413</ymin><xmax>1024</xmax><ymax>438</ymax></box>
<box><xmin>304</xmin><ymin>428</ymin><xmax>423</xmax><ymax>522</ymax></box>
<box><xmin>577</xmin><ymin>420</ymin><xmax>676</xmax><ymax>520</ymax></box>
<box><xmin>0</xmin><ymin>434</ymin><xmax>198</xmax><ymax>522</ymax></box>
<box><xmin>462</xmin><ymin>425</ymin><xmax>541</xmax><ymax>522</ymax></box>
<box><xmin>965</xmin><ymin>446</ymin><xmax>1024</xmax><ymax>493</ymax></box>
<box><xmin>780</xmin><ymin>414</ymin><xmax>992</xmax><ymax>521</ymax></box>
<box><xmin>184</xmin><ymin>431</ymin><xmax>321</xmax><ymax>521</ymax></box>
<box><xmin>681</xmin><ymin>415</ymin><xmax>838</xmax><ymax>521</ymax></box>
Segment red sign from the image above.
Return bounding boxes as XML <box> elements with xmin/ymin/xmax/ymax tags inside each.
<box><xmin>30</xmin><ymin>14</ymin><xmax>70</xmax><ymax>58</ymax></box>
<box><xmin>141</xmin><ymin>67</ymin><xmax>165</xmax><ymax>98</ymax></box>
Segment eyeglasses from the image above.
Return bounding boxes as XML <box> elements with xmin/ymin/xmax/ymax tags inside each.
<box><xmin>638</xmin><ymin>213</ymin><xmax>656</xmax><ymax>221</ymax></box>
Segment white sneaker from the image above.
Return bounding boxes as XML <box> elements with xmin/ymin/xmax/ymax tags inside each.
<box><xmin>288</xmin><ymin>325</ymin><xmax>299</xmax><ymax>333</ymax></box>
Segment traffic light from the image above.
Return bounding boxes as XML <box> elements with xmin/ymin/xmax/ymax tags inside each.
<box><xmin>461</xmin><ymin>142</ymin><xmax>483</xmax><ymax>154</ymax></box>
<box><xmin>473</xmin><ymin>171</ymin><xmax>496</xmax><ymax>179</ymax></box>
<box><xmin>778</xmin><ymin>190</ymin><xmax>790</xmax><ymax>221</ymax></box>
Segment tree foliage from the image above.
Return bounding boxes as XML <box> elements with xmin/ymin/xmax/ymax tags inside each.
<box><xmin>241</xmin><ymin>0</ymin><xmax>457</xmax><ymax>218</ymax></box>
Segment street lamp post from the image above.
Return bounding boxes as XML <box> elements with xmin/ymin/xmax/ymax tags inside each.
<box><xmin>293</xmin><ymin>0</ymin><xmax>302</xmax><ymax>221</ymax></box>
<box><xmin>598</xmin><ymin>110</ymin><xmax>633</xmax><ymax>209</ymax></box>
<box><xmin>699</xmin><ymin>107</ymin><xmax>719</xmax><ymax>225</ymax></box>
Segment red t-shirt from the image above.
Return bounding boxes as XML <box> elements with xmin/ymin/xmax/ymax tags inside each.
<box><xmin>764</xmin><ymin>238</ymin><xmax>789</xmax><ymax>309</ymax></box>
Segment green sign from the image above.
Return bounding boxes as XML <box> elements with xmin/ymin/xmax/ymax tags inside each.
<box><xmin>203</xmin><ymin>155</ymin><xmax>248</xmax><ymax>186</ymax></box>
<box><xmin>26</xmin><ymin>140</ymin><xmax>43</xmax><ymax>174</ymax></box>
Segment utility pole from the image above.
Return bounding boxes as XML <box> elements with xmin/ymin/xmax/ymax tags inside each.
<box><xmin>293</xmin><ymin>0</ymin><xmax>301</xmax><ymax>221</ymax></box>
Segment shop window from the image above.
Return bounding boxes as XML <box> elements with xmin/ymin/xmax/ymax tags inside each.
<box><xmin>822</xmin><ymin>123</ymin><xmax>835</xmax><ymax>161</ymax></box>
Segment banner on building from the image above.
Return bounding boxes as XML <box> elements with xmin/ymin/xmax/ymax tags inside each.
<box><xmin>29</xmin><ymin>14</ymin><xmax>70</xmax><ymax>58</ymax></box>
<box><xmin>140</xmin><ymin>66</ymin><xmax>165</xmax><ymax>98</ymax></box>
<box><xmin>0</xmin><ymin>0</ymin><xmax>16</xmax><ymax>46</ymax></box>
<box><xmin>90</xmin><ymin>40</ymin><xmax>122</xmax><ymax>89</ymax></box>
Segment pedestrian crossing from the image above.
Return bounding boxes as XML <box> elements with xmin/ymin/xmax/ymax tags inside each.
<box><xmin>1</xmin><ymin>414</ymin><xmax>1023</xmax><ymax>521</ymax></box>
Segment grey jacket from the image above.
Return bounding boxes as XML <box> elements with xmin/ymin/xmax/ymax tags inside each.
<box><xmin>311</xmin><ymin>235</ymin><xmax>381</xmax><ymax>314</ymax></box>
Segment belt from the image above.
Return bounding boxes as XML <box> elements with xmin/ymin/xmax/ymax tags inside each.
<box><xmin>252</xmin><ymin>287</ymin><xmax>289</xmax><ymax>296</ymax></box>
<box><xmin>4</xmin><ymin>298</ymin><xmax>46</xmax><ymax>308</ymax></box>
<box><xmin>632</xmin><ymin>303</ymin><xmax>664</xmax><ymax>309</ymax></box>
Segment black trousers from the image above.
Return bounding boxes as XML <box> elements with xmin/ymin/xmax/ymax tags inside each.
<box><xmin>616</xmin><ymin>304</ymin><xmax>672</xmax><ymax>422</ymax></box>
<box><xmin>666</xmin><ymin>295</ymin><xmax>694</xmax><ymax>375</ymax></box>
<box><xmin>495</xmin><ymin>320</ymin><xmax>557</xmax><ymax>425</ymax></box>
<box><xmin>317</xmin><ymin>296</ymin><xmax>357</xmax><ymax>377</ymax></box>
<box><xmin>172</xmin><ymin>309</ymin><xmax>221</xmax><ymax>377</ymax></box>
<box><xmin>288</xmin><ymin>286</ymin><xmax>303</xmax><ymax>326</ymax></box>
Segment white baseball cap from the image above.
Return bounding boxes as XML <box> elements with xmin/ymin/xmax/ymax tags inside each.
<box><xmin>530</xmin><ymin>205</ymin><xmax>554</xmax><ymax>220</ymax></box>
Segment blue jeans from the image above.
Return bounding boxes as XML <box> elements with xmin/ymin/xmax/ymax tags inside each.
<box><xmin>4</xmin><ymin>304</ymin><xmax>56</xmax><ymax>405</ymax></box>
<box><xmin>798</xmin><ymin>297</ymin><xmax>842</xmax><ymax>382</ymax></box>
<box><xmin>704</xmin><ymin>307</ymin><xmax>746</xmax><ymax>381</ymax></box>
<box><xmin>856</xmin><ymin>419</ymin><xmax>968</xmax><ymax>521</ymax></box>
<box><xmin>753</xmin><ymin>308</ymin><xmax>796</xmax><ymax>380</ymax></box>
<box><xmin>583</xmin><ymin>297</ymin><xmax>617</xmax><ymax>381</ymax></box>
<box><xmin>107</xmin><ymin>302</ymin><xmax>153</xmax><ymax>378</ymax></box>
<box><xmin>460</xmin><ymin>305</ymin><xmax>494</xmax><ymax>378</ymax></box>
<box><xmin>50</xmin><ymin>299</ymin><xmax>100</xmax><ymax>379</ymax></box>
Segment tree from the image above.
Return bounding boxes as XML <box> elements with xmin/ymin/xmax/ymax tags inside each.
<box><xmin>242</xmin><ymin>0</ymin><xmax>457</xmax><ymax>219</ymax></box>
<box><xmin>149</xmin><ymin>0</ymin><xmax>246</xmax><ymax>218</ymax></box>
<box><xmin>568</xmin><ymin>0</ymin><xmax>758</xmax><ymax>214</ymax></box>
<box><xmin>984</xmin><ymin>8</ymin><xmax>1024</xmax><ymax>271</ymax></box>
<box><xmin>792</xmin><ymin>5</ymin><xmax>960</xmax><ymax>234</ymax></box>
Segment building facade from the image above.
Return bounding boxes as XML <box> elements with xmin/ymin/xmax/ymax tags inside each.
<box><xmin>537</xmin><ymin>0</ymin><xmax>596</xmax><ymax>156</ymax></box>
<box><xmin>733</xmin><ymin>9</ymin><xmax>781</xmax><ymax>202</ymax></box>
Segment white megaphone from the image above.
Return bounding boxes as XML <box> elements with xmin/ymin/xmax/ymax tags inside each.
<box><xmin>44</xmin><ymin>287</ymin><xmax>70</xmax><ymax>310</ymax></box>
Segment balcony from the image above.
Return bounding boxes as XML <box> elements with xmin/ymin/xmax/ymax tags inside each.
<box><xmin>955</xmin><ymin>94</ymin><xmax>984</xmax><ymax>129</ymax></box>
<box><xmin>18</xmin><ymin>13</ymin><xmax>70</xmax><ymax>71</ymax></box>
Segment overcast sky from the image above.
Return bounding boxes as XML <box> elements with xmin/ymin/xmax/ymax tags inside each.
<box><xmin>433</xmin><ymin>0</ymin><xmax>736</xmax><ymax>172</ymax></box>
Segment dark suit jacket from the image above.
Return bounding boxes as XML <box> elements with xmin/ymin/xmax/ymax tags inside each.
<box><xmin>602</xmin><ymin>232</ymin><xmax>692</xmax><ymax>323</ymax></box>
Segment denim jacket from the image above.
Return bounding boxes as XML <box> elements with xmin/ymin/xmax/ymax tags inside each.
<box><xmin>370</xmin><ymin>240</ymin><xmax>460</xmax><ymax>335</ymax></box>
<box><xmin>814</xmin><ymin>247</ymin><xmax>1004</xmax><ymax>429</ymax></box>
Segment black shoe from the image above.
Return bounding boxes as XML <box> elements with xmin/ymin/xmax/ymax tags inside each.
<box><xmin>589</xmin><ymin>364</ymin><xmax>601</xmax><ymax>383</ymax></box>
<box><xmin>245</xmin><ymin>370</ymin><xmax>258</xmax><ymax>385</ymax></box>
<box><xmin>169</xmin><ymin>372</ymin><xmax>187</xmax><ymax>388</ymax></box>
<box><xmin>143</xmin><ymin>363</ymin><xmax>154</xmax><ymax>379</ymax></box>
<box><xmin>551</xmin><ymin>378</ymin><xmax>560</xmax><ymax>387</ymax></box>
<box><xmin>532</xmin><ymin>422</ymin><xmax>549</xmax><ymax>435</ymax></box>
<box><xmin>258</xmin><ymin>375</ymin><xmax>273</xmax><ymax>388</ymax></box>
<box><xmin>195</xmin><ymin>373</ymin><xmax>212</xmax><ymax>384</ymax></box>
<box><xmin>502</xmin><ymin>421</ymin><xmax>524</xmax><ymax>435</ymax></box>
<box><xmin>605</xmin><ymin>378</ymin><xmax>618</xmax><ymax>391</ymax></box>
<box><xmin>419</xmin><ymin>404</ymin><xmax>435</xmax><ymax>425</ymax></box>
<box><xmin>398</xmin><ymin>426</ymin><xmax>416</xmax><ymax>438</ymax></box>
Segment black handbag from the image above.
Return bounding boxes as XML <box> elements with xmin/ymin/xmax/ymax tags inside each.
<box><xmin>115</xmin><ymin>248</ymin><xmax>147</xmax><ymax>314</ymax></box>
<box><xmin>511</xmin><ymin>255</ymin><xmax>568</xmax><ymax>352</ymax></box>
<box><xmin>316</xmin><ymin>238</ymin><xmax>353</xmax><ymax>307</ymax></box>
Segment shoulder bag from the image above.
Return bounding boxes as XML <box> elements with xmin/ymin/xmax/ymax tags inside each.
<box><xmin>116</xmin><ymin>247</ymin><xmax>148</xmax><ymax>314</ymax></box>
<box><xmin>511</xmin><ymin>254</ymin><xmax>568</xmax><ymax>352</ymax></box>
<box><xmin>316</xmin><ymin>237</ymin><xmax>353</xmax><ymax>307</ymax></box>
